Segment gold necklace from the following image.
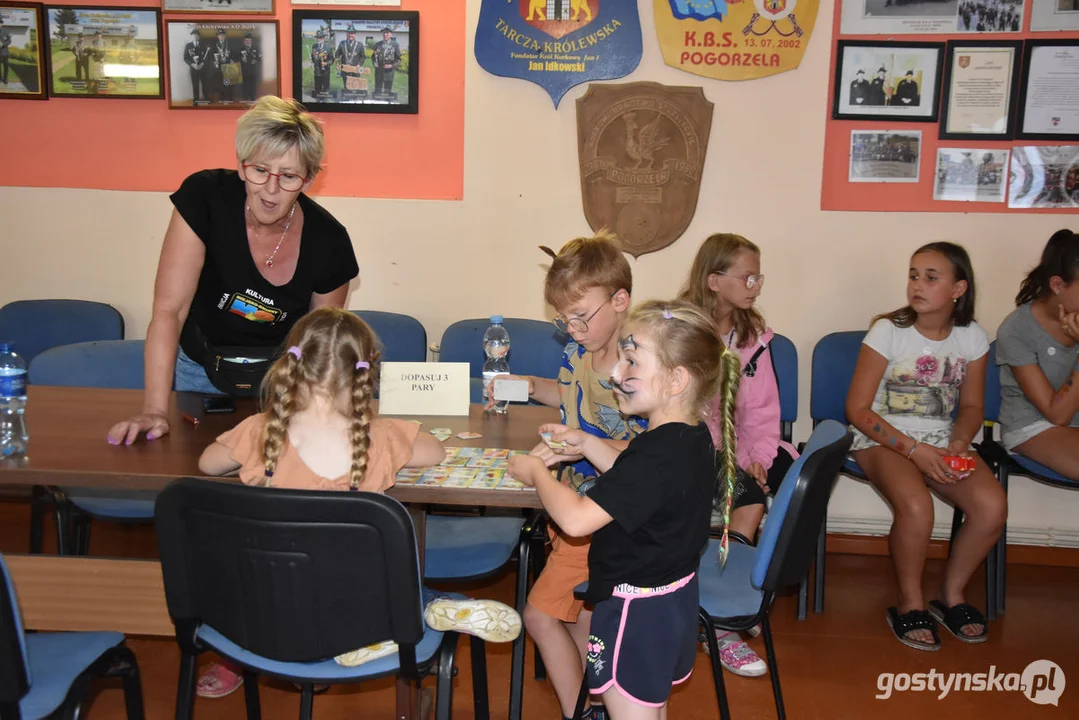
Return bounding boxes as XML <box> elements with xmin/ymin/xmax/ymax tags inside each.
<box><xmin>247</xmin><ymin>203</ymin><xmax>296</xmax><ymax>269</ymax></box>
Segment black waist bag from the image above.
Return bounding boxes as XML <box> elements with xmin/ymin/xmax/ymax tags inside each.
<box><xmin>181</xmin><ymin>321</ymin><xmax>281</xmax><ymax>397</ymax></box>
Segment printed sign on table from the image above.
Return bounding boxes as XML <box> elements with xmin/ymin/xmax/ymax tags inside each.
<box><xmin>475</xmin><ymin>0</ymin><xmax>642</xmax><ymax>107</ymax></box>
<box><xmin>654</xmin><ymin>0</ymin><xmax>819</xmax><ymax>81</ymax></box>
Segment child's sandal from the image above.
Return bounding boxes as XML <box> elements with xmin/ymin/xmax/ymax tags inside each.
<box><xmin>928</xmin><ymin>600</ymin><xmax>988</xmax><ymax>644</ymax></box>
<box><xmin>886</xmin><ymin>607</ymin><xmax>940</xmax><ymax>651</ymax></box>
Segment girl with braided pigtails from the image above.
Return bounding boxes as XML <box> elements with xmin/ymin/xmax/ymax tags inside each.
<box><xmin>509</xmin><ymin>300</ymin><xmax>741</xmax><ymax>720</ymax></box>
<box><xmin>197</xmin><ymin>307</ymin><xmax>521</xmax><ymax>695</ymax></box>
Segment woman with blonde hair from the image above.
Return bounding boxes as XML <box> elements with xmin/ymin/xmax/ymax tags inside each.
<box><xmin>109</xmin><ymin>96</ymin><xmax>359</xmax><ymax>447</ymax></box>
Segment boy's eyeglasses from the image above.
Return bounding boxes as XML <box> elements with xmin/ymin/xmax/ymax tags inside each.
<box><xmin>242</xmin><ymin>163</ymin><xmax>306</xmax><ymax>192</ymax></box>
<box><xmin>713</xmin><ymin>271</ymin><xmax>765</xmax><ymax>290</ymax></box>
<box><xmin>553</xmin><ymin>292</ymin><xmax>616</xmax><ymax>334</ymax></box>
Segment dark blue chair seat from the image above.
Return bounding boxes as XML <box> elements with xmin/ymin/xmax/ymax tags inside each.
<box><xmin>1010</xmin><ymin>454</ymin><xmax>1077</xmax><ymax>486</ymax></box>
<box><xmin>698</xmin><ymin>541</ymin><xmax>761</xmax><ymax>620</ymax></box>
<box><xmin>1</xmin><ymin>554</ymin><xmax>145</xmax><ymax>720</ymax></box>
<box><xmin>425</xmin><ymin>516</ymin><xmax>527</xmax><ymax>581</ymax></box>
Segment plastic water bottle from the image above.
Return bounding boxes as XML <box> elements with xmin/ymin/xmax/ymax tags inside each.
<box><xmin>482</xmin><ymin>315</ymin><xmax>511</xmax><ymax>414</ymax></box>
<box><xmin>0</xmin><ymin>343</ymin><xmax>28</xmax><ymax>459</ymax></box>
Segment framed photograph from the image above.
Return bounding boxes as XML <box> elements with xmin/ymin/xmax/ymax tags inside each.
<box><xmin>165</xmin><ymin>20</ymin><xmax>278</xmax><ymax>109</ymax></box>
<box><xmin>1031</xmin><ymin>0</ymin><xmax>1079</xmax><ymax>31</ymax></box>
<box><xmin>840</xmin><ymin>0</ymin><xmax>960</xmax><ymax>35</ymax></box>
<box><xmin>833</xmin><ymin>41</ymin><xmax>944</xmax><ymax>122</ymax></box>
<box><xmin>0</xmin><ymin>2</ymin><xmax>46</xmax><ymax>99</ymax></box>
<box><xmin>956</xmin><ymin>0</ymin><xmax>1024</xmax><ymax>31</ymax></box>
<box><xmin>1016</xmin><ymin>40</ymin><xmax>1079</xmax><ymax>140</ymax></box>
<box><xmin>163</xmin><ymin>0</ymin><xmax>272</xmax><ymax>15</ymax></box>
<box><xmin>293</xmin><ymin>9</ymin><xmax>417</xmax><ymax>114</ymax></box>
<box><xmin>849</xmin><ymin>130</ymin><xmax>922</xmax><ymax>183</ymax></box>
<box><xmin>939</xmin><ymin>40</ymin><xmax>1021</xmax><ymax>140</ymax></box>
<box><xmin>933</xmin><ymin>148</ymin><xmax>1009</xmax><ymax>202</ymax></box>
<box><xmin>44</xmin><ymin>6</ymin><xmax>162</xmax><ymax>98</ymax></box>
<box><xmin>1008</xmin><ymin>145</ymin><xmax>1079</xmax><ymax>208</ymax></box>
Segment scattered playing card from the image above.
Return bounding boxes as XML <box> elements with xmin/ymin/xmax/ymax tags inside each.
<box><xmin>540</xmin><ymin>431</ymin><xmax>568</xmax><ymax>450</ymax></box>
<box><xmin>457</xmin><ymin>431</ymin><xmax>483</xmax><ymax>440</ymax></box>
<box><xmin>408</xmin><ymin>419</ymin><xmax>423</xmax><ymax>426</ymax></box>
<box><xmin>493</xmin><ymin>377</ymin><xmax>531</xmax><ymax>402</ymax></box>
<box><xmin>430</xmin><ymin>427</ymin><xmax>452</xmax><ymax>435</ymax></box>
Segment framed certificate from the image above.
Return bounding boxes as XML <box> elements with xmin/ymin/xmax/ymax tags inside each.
<box><xmin>938</xmin><ymin>40</ymin><xmax>1021</xmax><ymax>140</ymax></box>
<box><xmin>1016</xmin><ymin>39</ymin><xmax>1079</xmax><ymax>141</ymax></box>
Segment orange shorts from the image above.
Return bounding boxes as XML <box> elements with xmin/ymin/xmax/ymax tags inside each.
<box><xmin>527</xmin><ymin>524</ymin><xmax>591</xmax><ymax>623</ymax></box>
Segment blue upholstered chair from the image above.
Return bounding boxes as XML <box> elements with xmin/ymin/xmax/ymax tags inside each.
<box><xmin>770</xmin><ymin>334</ymin><xmax>798</xmax><ymax>446</ymax></box>
<box><xmin>353</xmin><ymin>310</ymin><xmax>427</xmax><ymax>363</ymax></box>
<box><xmin>27</xmin><ymin>340</ymin><xmax>153</xmax><ymax>555</ymax></box>
<box><xmin>154</xmin><ymin>478</ymin><xmax>488</xmax><ymax>720</ymax></box>
<box><xmin>0</xmin><ymin>554</ymin><xmax>145</xmax><ymax>719</ymax></box>
<box><xmin>698</xmin><ymin>421</ymin><xmax>853</xmax><ymax>720</ymax></box>
<box><xmin>0</xmin><ymin>300</ymin><xmax>124</xmax><ymax>365</ymax></box>
<box><xmin>803</xmin><ymin>331</ymin><xmax>1000</xmax><ymax>620</ymax></box>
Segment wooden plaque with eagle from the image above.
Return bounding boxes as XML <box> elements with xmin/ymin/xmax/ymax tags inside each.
<box><xmin>577</xmin><ymin>81</ymin><xmax>713</xmax><ymax>257</ymax></box>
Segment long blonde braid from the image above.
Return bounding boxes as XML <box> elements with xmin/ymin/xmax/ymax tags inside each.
<box><xmin>261</xmin><ymin>351</ymin><xmax>301</xmax><ymax>485</ymax></box>
<box><xmin>348</xmin><ymin>351</ymin><xmax>379</xmax><ymax>490</ymax></box>
<box><xmin>715</xmin><ymin>347</ymin><xmax>742</xmax><ymax>566</ymax></box>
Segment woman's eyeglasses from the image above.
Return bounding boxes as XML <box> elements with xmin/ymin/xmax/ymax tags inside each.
<box><xmin>713</xmin><ymin>271</ymin><xmax>765</xmax><ymax>290</ymax></box>
<box><xmin>242</xmin><ymin>163</ymin><xmax>306</xmax><ymax>192</ymax></box>
<box><xmin>553</xmin><ymin>292</ymin><xmax>616</xmax><ymax>334</ymax></box>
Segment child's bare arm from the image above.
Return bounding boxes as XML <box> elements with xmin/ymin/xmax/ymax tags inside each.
<box><xmin>483</xmin><ymin>375</ymin><xmax>561</xmax><ymax>410</ymax></box>
<box><xmin>406</xmin><ymin>432</ymin><xmax>447</xmax><ymax>467</ymax></box>
<box><xmin>845</xmin><ymin>345</ymin><xmax>916</xmax><ymax>454</ymax></box>
<box><xmin>199</xmin><ymin>441</ymin><xmax>241</xmax><ymax>476</ymax></box>
<box><xmin>509</xmin><ymin>454</ymin><xmax>612</xmax><ymax>536</ymax></box>
<box><xmin>949</xmin><ymin>354</ymin><xmax>986</xmax><ymax>450</ymax></box>
<box><xmin>1012</xmin><ymin>363</ymin><xmax>1079</xmax><ymax>426</ymax></box>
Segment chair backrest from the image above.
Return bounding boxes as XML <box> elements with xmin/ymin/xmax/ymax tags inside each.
<box><xmin>752</xmin><ymin>420</ymin><xmax>853</xmax><ymax>591</ymax></box>
<box><xmin>353</xmin><ymin>311</ymin><xmax>427</xmax><ymax>363</ymax></box>
<box><xmin>0</xmin><ymin>300</ymin><xmax>124</xmax><ymax>365</ymax></box>
<box><xmin>28</xmin><ymin>340</ymin><xmax>146</xmax><ymax>389</ymax></box>
<box><xmin>439</xmin><ymin>318</ymin><xmax>567</xmax><ymax>379</ymax></box>
<box><xmin>0</xmin><ymin>554</ymin><xmax>30</xmax><ymax>705</ymax></box>
<box><xmin>770</xmin><ymin>334</ymin><xmax>798</xmax><ymax>440</ymax></box>
<box><xmin>154</xmin><ymin>478</ymin><xmax>426</xmax><ymax>665</ymax></box>
<box><xmin>984</xmin><ymin>341</ymin><xmax>1001</xmax><ymax>424</ymax></box>
<box><xmin>809</xmin><ymin>331</ymin><xmax>866</xmax><ymax>424</ymax></box>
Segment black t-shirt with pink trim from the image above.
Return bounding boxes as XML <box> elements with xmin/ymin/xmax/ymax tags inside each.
<box><xmin>171</xmin><ymin>169</ymin><xmax>359</xmax><ymax>352</ymax></box>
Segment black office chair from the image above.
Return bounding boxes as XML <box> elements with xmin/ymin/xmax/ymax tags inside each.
<box><xmin>154</xmin><ymin>477</ymin><xmax>490</xmax><ymax>720</ymax></box>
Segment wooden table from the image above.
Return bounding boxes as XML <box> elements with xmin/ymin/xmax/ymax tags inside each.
<box><xmin>0</xmin><ymin>386</ymin><xmax>557</xmax><ymax>720</ymax></box>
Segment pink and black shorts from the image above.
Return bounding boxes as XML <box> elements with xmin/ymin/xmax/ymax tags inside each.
<box><xmin>585</xmin><ymin>573</ymin><xmax>698</xmax><ymax>706</ymax></box>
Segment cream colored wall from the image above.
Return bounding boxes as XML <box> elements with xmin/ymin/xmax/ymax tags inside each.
<box><xmin>1</xmin><ymin>0</ymin><xmax>1076</xmax><ymax>545</ymax></box>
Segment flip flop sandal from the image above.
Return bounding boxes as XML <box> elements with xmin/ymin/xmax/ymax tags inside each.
<box><xmin>423</xmin><ymin>598</ymin><xmax>522</xmax><ymax>643</ymax></box>
<box><xmin>196</xmin><ymin>662</ymin><xmax>244</xmax><ymax>698</ymax></box>
<box><xmin>886</xmin><ymin>607</ymin><xmax>941</xmax><ymax>651</ymax></box>
<box><xmin>928</xmin><ymin>600</ymin><xmax>988</xmax><ymax>644</ymax></box>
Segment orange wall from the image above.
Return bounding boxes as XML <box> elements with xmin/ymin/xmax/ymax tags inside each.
<box><xmin>0</xmin><ymin>0</ymin><xmax>464</xmax><ymax>199</ymax></box>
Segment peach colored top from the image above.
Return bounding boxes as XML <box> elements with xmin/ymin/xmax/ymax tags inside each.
<box><xmin>217</xmin><ymin>413</ymin><xmax>420</xmax><ymax>492</ymax></box>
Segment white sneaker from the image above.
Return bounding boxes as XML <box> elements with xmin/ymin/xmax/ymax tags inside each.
<box><xmin>712</xmin><ymin>633</ymin><xmax>768</xmax><ymax>678</ymax></box>
<box><xmin>423</xmin><ymin>598</ymin><xmax>522</xmax><ymax>643</ymax></box>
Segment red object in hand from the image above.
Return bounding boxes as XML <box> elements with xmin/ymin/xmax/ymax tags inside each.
<box><xmin>942</xmin><ymin>455</ymin><xmax>976</xmax><ymax>473</ymax></box>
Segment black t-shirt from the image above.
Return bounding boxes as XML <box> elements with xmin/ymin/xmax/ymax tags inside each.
<box><xmin>584</xmin><ymin>422</ymin><xmax>716</xmax><ymax>603</ymax></box>
<box><xmin>171</xmin><ymin>169</ymin><xmax>359</xmax><ymax>352</ymax></box>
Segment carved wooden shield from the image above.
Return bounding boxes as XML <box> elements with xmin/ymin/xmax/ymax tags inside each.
<box><xmin>577</xmin><ymin>82</ymin><xmax>713</xmax><ymax>258</ymax></box>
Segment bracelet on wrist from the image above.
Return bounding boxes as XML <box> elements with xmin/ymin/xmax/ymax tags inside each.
<box><xmin>906</xmin><ymin>441</ymin><xmax>919</xmax><ymax>459</ymax></box>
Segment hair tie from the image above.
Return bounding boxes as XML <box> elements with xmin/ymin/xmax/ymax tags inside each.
<box><xmin>287</xmin><ymin>346</ymin><xmax>302</xmax><ymax>360</ymax></box>
<box><xmin>355</xmin><ymin>360</ymin><xmax>370</xmax><ymax>370</ymax></box>
<box><xmin>662</xmin><ymin>309</ymin><xmax>673</xmax><ymax>319</ymax></box>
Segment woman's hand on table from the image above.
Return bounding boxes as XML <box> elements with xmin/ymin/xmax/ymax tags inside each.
<box><xmin>507</xmin><ymin>454</ymin><xmax>547</xmax><ymax>487</ymax></box>
<box><xmin>107</xmin><ymin>412</ymin><xmax>171</xmax><ymax>445</ymax></box>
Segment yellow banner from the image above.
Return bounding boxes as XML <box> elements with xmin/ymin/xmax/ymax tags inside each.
<box><xmin>654</xmin><ymin>0</ymin><xmax>819</xmax><ymax>81</ymax></box>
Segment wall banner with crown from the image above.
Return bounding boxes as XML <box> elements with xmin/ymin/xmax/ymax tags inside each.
<box><xmin>654</xmin><ymin>0</ymin><xmax>819</xmax><ymax>81</ymax></box>
<box><xmin>474</xmin><ymin>0</ymin><xmax>642</xmax><ymax>107</ymax></box>
<box><xmin>577</xmin><ymin>82</ymin><xmax>713</xmax><ymax>258</ymax></box>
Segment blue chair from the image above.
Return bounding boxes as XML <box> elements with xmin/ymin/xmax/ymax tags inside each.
<box><xmin>0</xmin><ymin>553</ymin><xmax>145</xmax><ymax>719</ymax></box>
<box><xmin>0</xmin><ymin>300</ymin><xmax>124</xmax><ymax>366</ymax></box>
<box><xmin>770</xmin><ymin>334</ymin><xmax>798</xmax><ymax>446</ymax></box>
<box><xmin>27</xmin><ymin>341</ymin><xmax>153</xmax><ymax>556</ymax></box>
<box><xmin>353</xmin><ymin>310</ymin><xmax>427</xmax><ymax>362</ymax></box>
<box><xmin>437</xmin><ymin>318</ymin><xmax>567</xmax><ymax>403</ymax></box>
<box><xmin>699</xmin><ymin>420</ymin><xmax>852</xmax><ymax>720</ymax></box>
<box><xmin>154</xmin><ymin>477</ymin><xmax>488</xmax><ymax>720</ymax></box>
<box><xmin>803</xmin><ymin>331</ymin><xmax>999</xmax><ymax>620</ymax></box>
<box><xmin>977</xmin><ymin>341</ymin><xmax>1079</xmax><ymax>617</ymax></box>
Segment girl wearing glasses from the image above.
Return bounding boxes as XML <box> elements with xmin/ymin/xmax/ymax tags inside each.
<box><xmin>108</xmin><ymin>96</ymin><xmax>359</xmax><ymax>453</ymax></box>
<box><xmin>679</xmin><ymin>233</ymin><xmax>798</xmax><ymax>679</ymax></box>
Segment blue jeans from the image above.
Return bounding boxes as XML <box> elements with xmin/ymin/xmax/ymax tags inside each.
<box><xmin>174</xmin><ymin>347</ymin><xmax>224</xmax><ymax>395</ymax></box>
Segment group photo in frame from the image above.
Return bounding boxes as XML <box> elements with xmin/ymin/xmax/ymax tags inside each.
<box><xmin>1016</xmin><ymin>39</ymin><xmax>1079</xmax><ymax>140</ymax></box>
<box><xmin>44</xmin><ymin>5</ymin><xmax>162</xmax><ymax>98</ymax></box>
<box><xmin>840</xmin><ymin>0</ymin><xmax>960</xmax><ymax>35</ymax></box>
<box><xmin>0</xmin><ymin>1</ymin><xmax>46</xmax><ymax>99</ymax></box>
<box><xmin>849</xmin><ymin>130</ymin><xmax>923</xmax><ymax>183</ymax></box>
<box><xmin>833</xmin><ymin>41</ymin><xmax>944</xmax><ymax>122</ymax></box>
<box><xmin>292</xmin><ymin>9</ymin><xmax>418</xmax><ymax>114</ymax></box>
<box><xmin>938</xmin><ymin>40</ymin><xmax>1021</xmax><ymax>140</ymax></box>
<box><xmin>165</xmin><ymin>20</ymin><xmax>278</xmax><ymax>109</ymax></box>
<box><xmin>162</xmin><ymin>0</ymin><xmax>272</xmax><ymax>14</ymax></box>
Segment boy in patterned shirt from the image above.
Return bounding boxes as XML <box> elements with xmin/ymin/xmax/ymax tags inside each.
<box><xmin>486</xmin><ymin>230</ymin><xmax>643</xmax><ymax>720</ymax></box>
